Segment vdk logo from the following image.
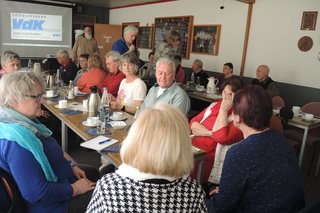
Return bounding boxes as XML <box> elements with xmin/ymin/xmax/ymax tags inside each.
<box><xmin>12</xmin><ymin>19</ymin><xmax>45</xmax><ymax>30</ymax></box>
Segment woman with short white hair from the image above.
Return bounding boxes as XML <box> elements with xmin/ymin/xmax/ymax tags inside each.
<box><xmin>112</xmin><ymin>25</ymin><xmax>138</xmax><ymax>55</ymax></box>
<box><xmin>0</xmin><ymin>50</ymin><xmax>21</xmax><ymax>79</ymax></box>
<box><xmin>87</xmin><ymin>103</ymin><xmax>207</xmax><ymax>212</ymax></box>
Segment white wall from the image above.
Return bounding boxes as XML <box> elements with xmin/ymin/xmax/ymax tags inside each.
<box><xmin>110</xmin><ymin>0</ymin><xmax>320</xmax><ymax>89</ymax></box>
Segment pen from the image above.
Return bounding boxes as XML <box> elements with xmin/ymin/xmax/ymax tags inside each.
<box><xmin>98</xmin><ymin>138</ymin><xmax>112</xmax><ymax>144</ymax></box>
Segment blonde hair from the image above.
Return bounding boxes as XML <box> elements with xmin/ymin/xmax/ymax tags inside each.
<box><xmin>88</xmin><ymin>54</ymin><xmax>103</xmax><ymax>69</ymax></box>
<box><xmin>165</xmin><ymin>30</ymin><xmax>182</xmax><ymax>44</ymax></box>
<box><xmin>120</xmin><ymin>103</ymin><xmax>193</xmax><ymax>177</ymax></box>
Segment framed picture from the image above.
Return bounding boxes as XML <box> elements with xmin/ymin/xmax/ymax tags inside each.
<box><xmin>137</xmin><ymin>26</ymin><xmax>154</xmax><ymax>49</ymax></box>
<box><xmin>154</xmin><ymin>16</ymin><xmax>193</xmax><ymax>59</ymax></box>
<box><xmin>301</xmin><ymin>11</ymin><xmax>318</xmax><ymax>30</ymax></box>
<box><xmin>191</xmin><ymin>25</ymin><xmax>221</xmax><ymax>55</ymax></box>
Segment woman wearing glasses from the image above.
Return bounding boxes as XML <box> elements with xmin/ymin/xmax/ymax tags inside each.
<box><xmin>0</xmin><ymin>71</ymin><xmax>98</xmax><ymax>212</ymax></box>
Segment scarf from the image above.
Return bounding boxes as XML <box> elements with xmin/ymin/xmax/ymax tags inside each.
<box><xmin>0</xmin><ymin>108</ymin><xmax>57</xmax><ymax>182</ymax></box>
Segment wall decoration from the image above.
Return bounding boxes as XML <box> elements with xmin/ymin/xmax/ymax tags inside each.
<box><xmin>301</xmin><ymin>11</ymin><xmax>317</xmax><ymax>30</ymax></box>
<box><xmin>137</xmin><ymin>26</ymin><xmax>153</xmax><ymax>49</ymax></box>
<box><xmin>297</xmin><ymin>36</ymin><xmax>313</xmax><ymax>52</ymax></box>
<box><xmin>191</xmin><ymin>25</ymin><xmax>221</xmax><ymax>55</ymax></box>
<box><xmin>154</xmin><ymin>16</ymin><xmax>193</xmax><ymax>59</ymax></box>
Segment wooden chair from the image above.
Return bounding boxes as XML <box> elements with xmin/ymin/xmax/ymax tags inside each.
<box><xmin>272</xmin><ymin>95</ymin><xmax>286</xmax><ymax>110</ymax></box>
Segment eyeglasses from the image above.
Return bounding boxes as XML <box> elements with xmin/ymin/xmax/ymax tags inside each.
<box><xmin>26</xmin><ymin>93</ymin><xmax>43</xmax><ymax>103</ymax></box>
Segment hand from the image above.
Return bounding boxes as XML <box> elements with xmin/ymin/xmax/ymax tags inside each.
<box><xmin>41</xmin><ymin>110</ymin><xmax>50</xmax><ymax>118</ymax></box>
<box><xmin>209</xmin><ymin>186</ymin><xmax>220</xmax><ymax>196</ymax></box>
<box><xmin>72</xmin><ymin>166</ymin><xmax>86</xmax><ymax>179</ymax></box>
<box><xmin>129</xmin><ymin>44</ymin><xmax>135</xmax><ymax>52</ymax></box>
<box><xmin>221</xmin><ymin>91</ymin><xmax>233</xmax><ymax>112</ymax></box>
<box><xmin>71</xmin><ymin>178</ymin><xmax>96</xmax><ymax>196</ymax></box>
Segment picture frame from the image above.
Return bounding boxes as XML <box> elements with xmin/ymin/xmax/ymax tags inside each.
<box><xmin>301</xmin><ymin>11</ymin><xmax>317</xmax><ymax>30</ymax></box>
<box><xmin>137</xmin><ymin>26</ymin><xmax>154</xmax><ymax>49</ymax></box>
<box><xmin>191</xmin><ymin>25</ymin><xmax>221</xmax><ymax>55</ymax></box>
<box><xmin>154</xmin><ymin>16</ymin><xmax>193</xmax><ymax>59</ymax></box>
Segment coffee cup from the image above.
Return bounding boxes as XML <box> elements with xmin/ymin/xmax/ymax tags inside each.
<box><xmin>74</xmin><ymin>86</ymin><xmax>79</xmax><ymax>95</ymax></box>
<box><xmin>87</xmin><ymin>116</ymin><xmax>98</xmax><ymax>125</ymax></box>
<box><xmin>292</xmin><ymin>106</ymin><xmax>301</xmax><ymax>117</ymax></box>
<box><xmin>58</xmin><ymin>100</ymin><xmax>67</xmax><ymax>108</ymax></box>
<box><xmin>82</xmin><ymin>99</ymin><xmax>88</xmax><ymax>111</ymax></box>
<box><xmin>113</xmin><ymin>112</ymin><xmax>123</xmax><ymax>120</ymax></box>
<box><xmin>304</xmin><ymin>113</ymin><xmax>314</xmax><ymax>122</ymax></box>
<box><xmin>46</xmin><ymin>90</ymin><xmax>54</xmax><ymax>97</ymax></box>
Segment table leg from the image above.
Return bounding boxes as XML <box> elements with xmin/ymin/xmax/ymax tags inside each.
<box><xmin>298</xmin><ymin>128</ymin><xmax>309</xmax><ymax>167</ymax></box>
<box><xmin>61</xmin><ymin>122</ymin><xmax>68</xmax><ymax>152</ymax></box>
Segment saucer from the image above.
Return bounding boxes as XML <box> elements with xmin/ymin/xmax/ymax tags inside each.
<box><xmin>54</xmin><ymin>104</ymin><xmax>68</xmax><ymax>109</ymax></box>
<box><xmin>82</xmin><ymin>120</ymin><xmax>99</xmax><ymax>127</ymax></box>
<box><xmin>110</xmin><ymin>115</ymin><xmax>125</xmax><ymax>121</ymax></box>
<box><xmin>110</xmin><ymin>121</ymin><xmax>126</xmax><ymax>129</ymax></box>
<box><xmin>43</xmin><ymin>94</ymin><xmax>59</xmax><ymax>98</ymax></box>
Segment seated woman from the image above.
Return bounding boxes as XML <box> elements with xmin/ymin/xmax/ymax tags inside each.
<box><xmin>208</xmin><ymin>85</ymin><xmax>305</xmax><ymax>212</ymax></box>
<box><xmin>0</xmin><ymin>71</ymin><xmax>98</xmax><ymax>212</ymax></box>
<box><xmin>77</xmin><ymin>53</ymin><xmax>107</xmax><ymax>93</ymax></box>
<box><xmin>190</xmin><ymin>77</ymin><xmax>244</xmax><ymax>183</ymax></box>
<box><xmin>87</xmin><ymin>103</ymin><xmax>207</xmax><ymax>212</ymax></box>
<box><xmin>73</xmin><ymin>53</ymin><xmax>89</xmax><ymax>85</ymax></box>
<box><xmin>110</xmin><ymin>52</ymin><xmax>147</xmax><ymax>114</ymax></box>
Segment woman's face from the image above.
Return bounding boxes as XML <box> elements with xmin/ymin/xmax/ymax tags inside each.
<box><xmin>121</xmin><ymin>62</ymin><xmax>136</xmax><ymax>76</ymax></box>
<box><xmin>12</xmin><ymin>84</ymin><xmax>43</xmax><ymax>119</ymax></box>
<box><xmin>222</xmin><ymin>85</ymin><xmax>234</xmax><ymax>100</ymax></box>
<box><xmin>79</xmin><ymin>57</ymin><xmax>88</xmax><ymax>69</ymax></box>
<box><xmin>124</xmin><ymin>31</ymin><xmax>137</xmax><ymax>44</ymax></box>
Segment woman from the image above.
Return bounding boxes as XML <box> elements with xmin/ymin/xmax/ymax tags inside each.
<box><xmin>73</xmin><ymin>53</ymin><xmax>89</xmax><ymax>85</ymax></box>
<box><xmin>190</xmin><ymin>77</ymin><xmax>244</xmax><ymax>183</ymax></box>
<box><xmin>208</xmin><ymin>85</ymin><xmax>305</xmax><ymax>212</ymax></box>
<box><xmin>112</xmin><ymin>25</ymin><xmax>138</xmax><ymax>55</ymax></box>
<box><xmin>77</xmin><ymin>53</ymin><xmax>107</xmax><ymax>93</ymax></box>
<box><xmin>87</xmin><ymin>103</ymin><xmax>207</xmax><ymax>212</ymax></box>
<box><xmin>0</xmin><ymin>71</ymin><xmax>97</xmax><ymax>212</ymax></box>
<box><xmin>0</xmin><ymin>50</ymin><xmax>21</xmax><ymax>79</ymax></box>
<box><xmin>110</xmin><ymin>52</ymin><xmax>147</xmax><ymax>114</ymax></box>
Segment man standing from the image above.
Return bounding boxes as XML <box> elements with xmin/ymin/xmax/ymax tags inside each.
<box><xmin>72</xmin><ymin>26</ymin><xmax>98</xmax><ymax>64</ymax></box>
<box><xmin>0</xmin><ymin>51</ymin><xmax>20</xmax><ymax>79</ymax></box>
<box><xmin>251</xmin><ymin>64</ymin><xmax>280</xmax><ymax>97</ymax></box>
<box><xmin>191</xmin><ymin>59</ymin><xmax>209</xmax><ymax>87</ymax></box>
<box><xmin>139</xmin><ymin>57</ymin><xmax>190</xmax><ymax>115</ymax></box>
<box><xmin>56</xmin><ymin>50</ymin><xmax>78</xmax><ymax>85</ymax></box>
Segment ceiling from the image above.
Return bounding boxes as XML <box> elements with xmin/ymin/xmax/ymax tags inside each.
<box><xmin>48</xmin><ymin>0</ymin><xmax>174</xmax><ymax>9</ymax></box>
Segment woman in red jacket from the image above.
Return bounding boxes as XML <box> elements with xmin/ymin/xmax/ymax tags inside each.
<box><xmin>190</xmin><ymin>77</ymin><xmax>244</xmax><ymax>183</ymax></box>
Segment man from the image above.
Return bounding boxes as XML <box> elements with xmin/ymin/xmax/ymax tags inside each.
<box><xmin>251</xmin><ymin>64</ymin><xmax>280</xmax><ymax>97</ymax></box>
<box><xmin>56</xmin><ymin>50</ymin><xmax>78</xmax><ymax>85</ymax></box>
<box><xmin>217</xmin><ymin>62</ymin><xmax>234</xmax><ymax>89</ymax></box>
<box><xmin>139</xmin><ymin>57</ymin><xmax>190</xmax><ymax>115</ymax></box>
<box><xmin>72</xmin><ymin>26</ymin><xmax>99</xmax><ymax>64</ymax></box>
<box><xmin>102</xmin><ymin>51</ymin><xmax>125</xmax><ymax>96</ymax></box>
<box><xmin>191</xmin><ymin>59</ymin><xmax>209</xmax><ymax>87</ymax></box>
<box><xmin>0</xmin><ymin>51</ymin><xmax>20</xmax><ymax>79</ymax></box>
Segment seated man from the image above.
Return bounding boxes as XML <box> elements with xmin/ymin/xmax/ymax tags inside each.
<box><xmin>251</xmin><ymin>64</ymin><xmax>280</xmax><ymax>97</ymax></box>
<box><xmin>190</xmin><ymin>59</ymin><xmax>209</xmax><ymax>87</ymax></box>
<box><xmin>0</xmin><ymin>51</ymin><xmax>20</xmax><ymax>79</ymax></box>
<box><xmin>217</xmin><ymin>62</ymin><xmax>234</xmax><ymax>90</ymax></box>
<box><xmin>56</xmin><ymin>49</ymin><xmax>78</xmax><ymax>85</ymax></box>
<box><xmin>102</xmin><ymin>51</ymin><xmax>125</xmax><ymax>97</ymax></box>
<box><xmin>139</xmin><ymin>56</ymin><xmax>190</xmax><ymax>115</ymax></box>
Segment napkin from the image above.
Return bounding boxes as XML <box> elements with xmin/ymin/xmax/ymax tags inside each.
<box><xmin>86</xmin><ymin>128</ymin><xmax>111</xmax><ymax>137</ymax></box>
<box><xmin>60</xmin><ymin>109</ymin><xmax>82</xmax><ymax>115</ymax></box>
<box><xmin>47</xmin><ymin>96</ymin><xmax>61</xmax><ymax>103</ymax></box>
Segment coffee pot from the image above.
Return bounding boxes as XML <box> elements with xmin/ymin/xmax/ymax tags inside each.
<box><xmin>206</xmin><ymin>77</ymin><xmax>219</xmax><ymax>94</ymax></box>
<box><xmin>46</xmin><ymin>74</ymin><xmax>55</xmax><ymax>89</ymax></box>
<box><xmin>88</xmin><ymin>86</ymin><xmax>100</xmax><ymax>117</ymax></box>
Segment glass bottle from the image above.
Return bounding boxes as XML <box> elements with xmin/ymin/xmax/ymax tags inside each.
<box><xmin>67</xmin><ymin>80</ymin><xmax>75</xmax><ymax>100</ymax></box>
<box><xmin>191</xmin><ymin>72</ymin><xmax>195</xmax><ymax>84</ymax></box>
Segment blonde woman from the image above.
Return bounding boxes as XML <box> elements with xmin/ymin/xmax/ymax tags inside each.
<box><xmin>87</xmin><ymin>104</ymin><xmax>207</xmax><ymax>212</ymax></box>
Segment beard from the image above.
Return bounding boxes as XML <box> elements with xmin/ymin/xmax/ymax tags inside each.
<box><xmin>85</xmin><ymin>33</ymin><xmax>92</xmax><ymax>40</ymax></box>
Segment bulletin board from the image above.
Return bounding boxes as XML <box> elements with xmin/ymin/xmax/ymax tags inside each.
<box><xmin>154</xmin><ymin>16</ymin><xmax>193</xmax><ymax>59</ymax></box>
<box><xmin>137</xmin><ymin>26</ymin><xmax>154</xmax><ymax>49</ymax></box>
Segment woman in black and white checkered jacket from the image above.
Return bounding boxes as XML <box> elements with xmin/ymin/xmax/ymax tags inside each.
<box><xmin>86</xmin><ymin>103</ymin><xmax>207</xmax><ymax>212</ymax></box>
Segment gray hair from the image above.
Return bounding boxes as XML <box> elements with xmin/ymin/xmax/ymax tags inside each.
<box><xmin>120</xmin><ymin>52</ymin><xmax>139</xmax><ymax>74</ymax></box>
<box><xmin>1</xmin><ymin>51</ymin><xmax>20</xmax><ymax>67</ymax></box>
<box><xmin>0</xmin><ymin>71</ymin><xmax>44</xmax><ymax>108</ymax></box>
<box><xmin>193</xmin><ymin>59</ymin><xmax>203</xmax><ymax>68</ymax></box>
<box><xmin>156</xmin><ymin>57</ymin><xmax>176</xmax><ymax>74</ymax></box>
<box><xmin>105</xmin><ymin>51</ymin><xmax>121</xmax><ymax>62</ymax></box>
<box><xmin>123</xmin><ymin>25</ymin><xmax>138</xmax><ymax>37</ymax></box>
<box><xmin>56</xmin><ymin>49</ymin><xmax>69</xmax><ymax>58</ymax></box>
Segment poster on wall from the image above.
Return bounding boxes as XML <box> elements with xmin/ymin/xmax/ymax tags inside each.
<box><xmin>191</xmin><ymin>25</ymin><xmax>221</xmax><ymax>55</ymax></box>
<box><xmin>154</xmin><ymin>16</ymin><xmax>193</xmax><ymax>59</ymax></box>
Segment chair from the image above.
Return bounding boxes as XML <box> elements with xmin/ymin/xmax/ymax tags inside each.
<box><xmin>285</xmin><ymin>102</ymin><xmax>320</xmax><ymax>175</ymax></box>
<box><xmin>272</xmin><ymin>95</ymin><xmax>286</xmax><ymax>110</ymax></box>
<box><xmin>0</xmin><ymin>167</ymin><xmax>26</xmax><ymax>213</ymax></box>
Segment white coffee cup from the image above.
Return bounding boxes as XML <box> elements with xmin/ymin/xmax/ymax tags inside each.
<box><xmin>58</xmin><ymin>100</ymin><xmax>67</xmax><ymax>108</ymax></box>
<box><xmin>304</xmin><ymin>113</ymin><xmax>314</xmax><ymax>122</ymax></box>
<box><xmin>87</xmin><ymin>116</ymin><xmax>98</xmax><ymax>125</ymax></box>
<box><xmin>74</xmin><ymin>86</ymin><xmax>79</xmax><ymax>95</ymax></box>
<box><xmin>292</xmin><ymin>106</ymin><xmax>301</xmax><ymax>117</ymax></box>
<box><xmin>82</xmin><ymin>99</ymin><xmax>88</xmax><ymax>111</ymax></box>
<box><xmin>46</xmin><ymin>90</ymin><xmax>54</xmax><ymax>97</ymax></box>
<box><xmin>113</xmin><ymin>112</ymin><xmax>124</xmax><ymax>120</ymax></box>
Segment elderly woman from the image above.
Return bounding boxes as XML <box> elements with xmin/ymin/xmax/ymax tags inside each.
<box><xmin>0</xmin><ymin>51</ymin><xmax>21</xmax><ymax>79</ymax></box>
<box><xmin>77</xmin><ymin>53</ymin><xmax>107</xmax><ymax>93</ymax></box>
<box><xmin>208</xmin><ymin>85</ymin><xmax>305</xmax><ymax>212</ymax></box>
<box><xmin>87</xmin><ymin>103</ymin><xmax>207</xmax><ymax>212</ymax></box>
<box><xmin>73</xmin><ymin>53</ymin><xmax>89</xmax><ymax>85</ymax></box>
<box><xmin>112</xmin><ymin>25</ymin><xmax>138</xmax><ymax>55</ymax></box>
<box><xmin>190</xmin><ymin>77</ymin><xmax>244</xmax><ymax>183</ymax></box>
<box><xmin>110</xmin><ymin>52</ymin><xmax>147</xmax><ymax>114</ymax></box>
<box><xmin>0</xmin><ymin>71</ymin><xmax>98</xmax><ymax>212</ymax></box>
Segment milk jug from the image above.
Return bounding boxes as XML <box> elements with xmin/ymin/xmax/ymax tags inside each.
<box><xmin>206</xmin><ymin>77</ymin><xmax>219</xmax><ymax>94</ymax></box>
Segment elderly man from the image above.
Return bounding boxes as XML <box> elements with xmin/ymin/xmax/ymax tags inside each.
<box><xmin>191</xmin><ymin>59</ymin><xmax>209</xmax><ymax>87</ymax></box>
<box><xmin>72</xmin><ymin>26</ymin><xmax>99</xmax><ymax>64</ymax></box>
<box><xmin>112</xmin><ymin>25</ymin><xmax>138</xmax><ymax>55</ymax></box>
<box><xmin>251</xmin><ymin>64</ymin><xmax>280</xmax><ymax>97</ymax></box>
<box><xmin>139</xmin><ymin>57</ymin><xmax>190</xmax><ymax>115</ymax></box>
<box><xmin>103</xmin><ymin>51</ymin><xmax>125</xmax><ymax>96</ymax></box>
<box><xmin>0</xmin><ymin>51</ymin><xmax>20</xmax><ymax>79</ymax></box>
<box><xmin>56</xmin><ymin>49</ymin><xmax>78</xmax><ymax>85</ymax></box>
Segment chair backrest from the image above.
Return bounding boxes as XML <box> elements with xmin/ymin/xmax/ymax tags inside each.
<box><xmin>272</xmin><ymin>95</ymin><xmax>286</xmax><ymax>110</ymax></box>
<box><xmin>269</xmin><ymin>114</ymin><xmax>284</xmax><ymax>134</ymax></box>
<box><xmin>0</xmin><ymin>167</ymin><xmax>26</xmax><ymax>213</ymax></box>
<box><xmin>302</xmin><ymin>102</ymin><xmax>320</xmax><ymax>117</ymax></box>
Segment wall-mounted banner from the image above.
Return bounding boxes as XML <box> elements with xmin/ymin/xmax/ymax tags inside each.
<box><xmin>11</xmin><ymin>13</ymin><xmax>62</xmax><ymax>41</ymax></box>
